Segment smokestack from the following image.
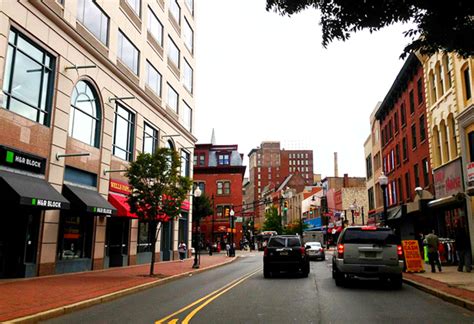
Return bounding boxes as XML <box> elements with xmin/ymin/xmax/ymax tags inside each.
<box><xmin>334</xmin><ymin>152</ymin><xmax>338</xmax><ymax>177</ymax></box>
<box><xmin>344</xmin><ymin>173</ymin><xmax>349</xmax><ymax>187</ymax></box>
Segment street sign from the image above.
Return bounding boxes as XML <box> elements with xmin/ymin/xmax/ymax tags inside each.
<box><xmin>235</xmin><ymin>217</ymin><xmax>243</xmax><ymax>222</ymax></box>
<box><xmin>402</xmin><ymin>240</ymin><xmax>425</xmax><ymax>273</ymax></box>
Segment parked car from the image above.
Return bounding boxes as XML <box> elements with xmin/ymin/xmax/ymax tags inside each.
<box><xmin>332</xmin><ymin>226</ymin><xmax>404</xmax><ymax>288</ymax></box>
<box><xmin>305</xmin><ymin>241</ymin><xmax>325</xmax><ymax>261</ymax></box>
<box><xmin>263</xmin><ymin>235</ymin><xmax>310</xmax><ymax>278</ymax></box>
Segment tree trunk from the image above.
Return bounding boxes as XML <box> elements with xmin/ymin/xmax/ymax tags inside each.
<box><xmin>149</xmin><ymin>221</ymin><xmax>161</xmax><ymax>276</ymax></box>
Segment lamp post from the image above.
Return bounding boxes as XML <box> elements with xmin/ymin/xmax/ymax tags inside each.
<box><xmin>229</xmin><ymin>208</ymin><xmax>235</xmax><ymax>257</ymax></box>
<box><xmin>192</xmin><ymin>187</ymin><xmax>202</xmax><ymax>269</ymax></box>
<box><xmin>378</xmin><ymin>172</ymin><xmax>388</xmax><ymax>226</ymax></box>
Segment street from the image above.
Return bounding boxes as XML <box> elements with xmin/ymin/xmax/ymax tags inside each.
<box><xmin>43</xmin><ymin>252</ymin><xmax>473</xmax><ymax>324</ymax></box>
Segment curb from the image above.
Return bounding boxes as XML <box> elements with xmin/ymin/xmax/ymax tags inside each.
<box><xmin>8</xmin><ymin>257</ymin><xmax>239</xmax><ymax>323</ymax></box>
<box><xmin>403</xmin><ymin>277</ymin><xmax>474</xmax><ymax>311</ymax></box>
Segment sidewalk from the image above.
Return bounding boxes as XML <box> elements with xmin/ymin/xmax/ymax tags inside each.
<box><xmin>0</xmin><ymin>253</ymin><xmax>238</xmax><ymax>323</ymax></box>
<box><xmin>1</xmin><ymin>251</ymin><xmax>472</xmax><ymax>322</ymax></box>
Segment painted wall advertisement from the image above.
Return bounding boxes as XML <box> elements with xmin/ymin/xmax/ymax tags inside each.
<box><xmin>433</xmin><ymin>158</ymin><xmax>463</xmax><ymax>198</ymax></box>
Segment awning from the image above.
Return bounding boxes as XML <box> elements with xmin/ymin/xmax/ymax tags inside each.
<box><xmin>0</xmin><ymin>170</ymin><xmax>70</xmax><ymax>209</ymax></box>
<box><xmin>427</xmin><ymin>194</ymin><xmax>464</xmax><ymax>209</ymax></box>
<box><xmin>386</xmin><ymin>206</ymin><xmax>403</xmax><ymax>221</ymax></box>
<box><xmin>108</xmin><ymin>193</ymin><xmax>138</xmax><ymax>218</ymax></box>
<box><xmin>63</xmin><ymin>184</ymin><xmax>116</xmax><ymax>215</ymax></box>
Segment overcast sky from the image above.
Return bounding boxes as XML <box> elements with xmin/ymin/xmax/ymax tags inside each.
<box><xmin>194</xmin><ymin>0</ymin><xmax>414</xmax><ymax>179</ymax></box>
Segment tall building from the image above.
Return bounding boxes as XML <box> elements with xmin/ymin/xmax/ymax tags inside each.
<box><xmin>0</xmin><ymin>0</ymin><xmax>196</xmax><ymax>278</ymax></box>
<box><xmin>193</xmin><ymin>143</ymin><xmax>246</xmax><ymax>248</ymax></box>
<box><xmin>246</xmin><ymin>141</ymin><xmax>314</xmax><ymax>228</ymax></box>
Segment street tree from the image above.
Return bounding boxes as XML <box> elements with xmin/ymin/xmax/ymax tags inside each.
<box><xmin>283</xmin><ymin>219</ymin><xmax>308</xmax><ymax>235</ymax></box>
<box><xmin>262</xmin><ymin>206</ymin><xmax>283</xmax><ymax>234</ymax></box>
<box><xmin>192</xmin><ymin>193</ymin><xmax>214</xmax><ymax>247</ymax></box>
<box><xmin>126</xmin><ymin>149</ymin><xmax>192</xmax><ymax>276</ymax></box>
<box><xmin>266</xmin><ymin>0</ymin><xmax>474</xmax><ymax>58</ymax></box>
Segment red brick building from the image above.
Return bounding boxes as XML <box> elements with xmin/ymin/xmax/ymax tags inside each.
<box><xmin>193</xmin><ymin>144</ymin><xmax>246</xmax><ymax>248</ymax></box>
<box><xmin>375</xmin><ymin>53</ymin><xmax>434</xmax><ymax>237</ymax></box>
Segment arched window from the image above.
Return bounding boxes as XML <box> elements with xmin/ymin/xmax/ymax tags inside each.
<box><xmin>440</xmin><ymin>120</ymin><xmax>449</xmax><ymax>163</ymax></box>
<box><xmin>69</xmin><ymin>80</ymin><xmax>101</xmax><ymax>147</ymax></box>
<box><xmin>435</xmin><ymin>62</ymin><xmax>444</xmax><ymax>97</ymax></box>
<box><xmin>461</xmin><ymin>63</ymin><xmax>472</xmax><ymax>103</ymax></box>
<box><xmin>166</xmin><ymin>139</ymin><xmax>175</xmax><ymax>151</ymax></box>
<box><xmin>429</xmin><ymin>70</ymin><xmax>437</xmax><ymax>104</ymax></box>
<box><xmin>433</xmin><ymin>126</ymin><xmax>441</xmax><ymax>167</ymax></box>
<box><xmin>447</xmin><ymin>114</ymin><xmax>458</xmax><ymax>158</ymax></box>
<box><xmin>442</xmin><ymin>54</ymin><xmax>451</xmax><ymax>90</ymax></box>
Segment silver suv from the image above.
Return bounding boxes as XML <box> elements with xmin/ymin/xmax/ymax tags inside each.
<box><xmin>332</xmin><ymin>226</ymin><xmax>404</xmax><ymax>288</ymax></box>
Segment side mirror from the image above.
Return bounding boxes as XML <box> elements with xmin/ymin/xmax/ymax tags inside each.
<box><xmin>305</xmin><ymin>245</ymin><xmax>311</xmax><ymax>250</ymax></box>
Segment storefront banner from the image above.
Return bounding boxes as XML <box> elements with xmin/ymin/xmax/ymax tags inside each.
<box><xmin>30</xmin><ymin>198</ymin><xmax>64</xmax><ymax>209</ymax></box>
<box><xmin>0</xmin><ymin>145</ymin><xmax>46</xmax><ymax>174</ymax></box>
<box><xmin>433</xmin><ymin>159</ymin><xmax>463</xmax><ymax>198</ymax></box>
<box><xmin>467</xmin><ymin>162</ymin><xmax>474</xmax><ymax>184</ymax></box>
<box><xmin>109</xmin><ymin>179</ymin><xmax>131</xmax><ymax>195</ymax></box>
<box><xmin>401</xmin><ymin>240</ymin><xmax>424</xmax><ymax>273</ymax></box>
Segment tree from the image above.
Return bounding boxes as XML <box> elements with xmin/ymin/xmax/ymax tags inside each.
<box><xmin>283</xmin><ymin>219</ymin><xmax>309</xmax><ymax>235</ymax></box>
<box><xmin>262</xmin><ymin>206</ymin><xmax>283</xmax><ymax>234</ymax></box>
<box><xmin>192</xmin><ymin>193</ymin><xmax>214</xmax><ymax>246</ymax></box>
<box><xmin>126</xmin><ymin>149</ymin><xmax>192</xmax><ymax>276</ymax></box>
<box><xmin>266</xmin><ymin>0</ymin><xmax>474</xmax><ymax>58</ymax></box>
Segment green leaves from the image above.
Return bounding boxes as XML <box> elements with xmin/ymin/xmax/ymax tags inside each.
<box><xmin>263</xmin><ymin>206</ymin><xmax>283</xmax><ymax>234</ymax></box>
<box><xmin>192</xmin><ymin>194</ymin><xmax>214</xmax><ymax>223</ymax></box>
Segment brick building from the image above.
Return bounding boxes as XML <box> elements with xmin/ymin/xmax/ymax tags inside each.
<box><xmin>193</xmin><ymin>144</ymin><xmax>246</xmax><ymax>248</ymax></box>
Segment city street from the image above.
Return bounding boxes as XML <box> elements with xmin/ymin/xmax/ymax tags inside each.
<box><xmin>44</xmin><ymin>253</ymin><xmax>473</xmax><ymax>324</ymax></box>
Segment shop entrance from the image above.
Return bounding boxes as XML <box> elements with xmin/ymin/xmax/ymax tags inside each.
<box><xmin>106</xmin><ymin>217</ymin><xmax>129</xmax><ymax>267</ymax></box>
<box><xmin>0</xmin><ymin>209</ymin><xmax>40</xmax><ymax>278</ymax></box>
<box><xmin>161</xmin><ymin>221</ymin><xmax>173</xmax><ymax>261</ymax></box>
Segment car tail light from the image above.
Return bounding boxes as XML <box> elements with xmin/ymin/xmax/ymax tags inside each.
<box><xmin>397</xmin><ymin>245</ymin><xmax>403</xmax><ymax>259</ymax></box>
<box><xmin>264</xmin><ymin>247</ymin><xmax>268</xmax><ymax>257</ymax></box>
<box><xmin>337</xmin><ymin>244</ymin><xmax>344</xmax><ymax>258</ymax></box>
<box><xmin>361</xmin><ymin>226</ymin><xmax>377</xmax><ymax>230</ymax></box>
<box><xmin>319</xmin><ymin>248</ymin><xmax>324</xmax><ymax>252</ymax></box>
<box><xmin>300</xmin><ymin>247</ymin><xmax>306</xmax><ymax>256</ymax></box>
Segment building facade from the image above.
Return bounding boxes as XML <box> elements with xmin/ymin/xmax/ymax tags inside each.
<box><xmin>0</xmin><ymin>0</ymin><xmax>196</xmax><ymax>278</ymax></box>
<box><xmin>193</xmin><ymin>144</ymin><xmax>246</xmax><ymax>249</ymax></box>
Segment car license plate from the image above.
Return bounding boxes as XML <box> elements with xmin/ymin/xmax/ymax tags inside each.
<box><xmin>364</xmin><ymin>266</ymin><xmax>378</xmax><ymax>272</ymax></box>
<box><xmin>365</xmin><ymin>251</ymin><xmax>376</xmax><ymax>258</ymax></box>
<box><xmin>280</xmin><ymin>252</ymin><xmax>288</xmax><ymax>256</ymax></box>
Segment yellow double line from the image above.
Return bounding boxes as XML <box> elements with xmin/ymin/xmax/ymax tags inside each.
<box><xmin>155</xmin><ymin>268</ymin><xmax>261</xmax><ymax>324</ymax></box>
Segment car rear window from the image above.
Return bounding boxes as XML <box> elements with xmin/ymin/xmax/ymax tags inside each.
<box><xmin>287</xmin><ymin>237</ymin><xmax>301</xmax><ymax>247</ymax></box>
<box><xmin>341</xmin><ymin>229</ymin><xmax>400</xmax><ymax>245</ymax></box>
<box><xmin>308</xmin><ymin>242</ymin><xmax>321</xmax><ymax>247</ymax></box>
<box><xmin>268</xmin><ymin>237</ymin><xmax>285</xmax><ymax>247</ymax></box>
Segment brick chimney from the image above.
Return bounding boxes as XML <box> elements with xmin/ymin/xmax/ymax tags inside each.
<box><xmin>343</xmin><ymin>173</ymin><xmax>349</xmax><ymax>187</ymax></box>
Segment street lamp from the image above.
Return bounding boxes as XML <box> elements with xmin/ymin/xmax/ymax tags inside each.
<box><xmin>229</xmin><ymin>208</ymin><xmax>235</xmax><ymax>257</ymax></box>
<box><xmin>192</xmin><ymin>187</ymin><xmax>202</xmax><ymax>269</ymax></box>
<box><xmin>378</xmin><ymin>172</ymin><xmax>388</xmax><ymax>226</ymax></box>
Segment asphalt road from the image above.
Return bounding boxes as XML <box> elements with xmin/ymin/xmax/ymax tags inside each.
<box><xmin>44</xmin><ymin>253</ymin><xmax>473</xmax><ymax>324</ymax></box>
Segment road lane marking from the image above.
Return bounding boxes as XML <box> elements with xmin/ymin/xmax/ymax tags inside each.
<box><xmin>182</xmin><ymin>269</ymin><xmax>261</xmax><ymax>324</ymax></box>
<box><xmin>155</xmin><ymin>268</ymin><xmax>261</xmax><ymax>324</ymax></box>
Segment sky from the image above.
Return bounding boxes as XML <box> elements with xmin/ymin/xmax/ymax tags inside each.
<box><xmin>194</xmin><ymin>0</ymin><xmax>415</xmax><ymax>179</ymax></box>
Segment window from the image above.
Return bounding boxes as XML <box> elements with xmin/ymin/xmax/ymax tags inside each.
<box><xmin>185</xmin><ymin>0</ymin><xmax>193</xmax><ymax>14</ymax></box>
<box><xmin>2</xmin><ymin>30</ymin><xmax>55</xmax><ymax>126</ymax></box>
<box><xmin>436</xmin><ymin>63</ymin><xmax>444</xmax><ymax>97</ymax></box>
<box><xmin>113</xmin><ymin>104</ymin><xmax>135</xmax><ymax>161</ymax></box>
<box><xmin>218</xmin><ymin>153</ymin><xmax>230</xmax><ymax>165</ymax></box>
<box><xmin>217</xmin><ymin>181</ymin><xmax>231</xmax><ymax>195</ymax></box>
<box><xmin>411</xmin><ymin>124</ymin><xmax>417</xmax><ymax>149</ymax></box>
<box><xmin>388</xmin><ymin>119</ymin><xmax>393</xmax><ymax>139</ymax></box>
<box><xmin>422</xmin><ymin>158</ymin><xmax>430</xmax><ymax>187</ymax></box>
<box><xmin>429</xmin><ymin>70</ymin><xmax>437</xmax><ymax>103</ymax></box>
<box><xmin>148</xmin><ymin>7</ymin><xmax>163</xmax><ymax>46</ymax></box>
<box><xmin>69</xmin><ymin>80</ymin><xmax>101</xmax><ymax>147</ymax></box>
<box><xmin>448</xmin><ymin>114</ymin><xmax>457</xmax><ymax>158</ymax></box>
<box><xmin>143</xmin><ymin>122</ymin><xmax>158</xmax><ymax>154</ymax></box>
<box><xmin>137</xmin><ymin>221</ymin><xmax>153</xmax><ymax>253</ymax></box>
<box><xmin>469</xmin><ymin>131</ymin><xmax>474</xmax><ymax>162</ymax></box>
<box><xmin>199</xmin><ymin>154</ymin><xmax>205</xmax><ymax>166</ymax></box>
<box><xmin>169</xmin><ymin>0</ymin><xmax>181</xmax><ymax>25</ymax></box>
<box><xmin>182</xmin><ymin>101</ymin><xmax>192</xmax><ymax>132</ymax></box>
<box><xmin>419</xmin><ymin>115</ymin><xmax>426</xmax><ymax>142</ymax></box>
<box><xmin>409</xmin><ymin>90</ymin><xmax>415</xmax><ymax>114</ymax></box>
<box><xmin>417</xmin><ymin>78</ymin><xmax>423</xmax><ymax>105</ymax></box>
<box><xmin>405</xmin><ymin>172</ymin><xmax>411</xmax><ymax>200</ymax></box>
<box><xmin>394</xmin><ymin>112</ymin><xmax>399</xmax><ymax>132</ymax></box>
<box><xmin>183</xmin><ymin>59</ymin><xmax>193</xmax><ymax>93</ymax></box>
<box><xmin>402</xmin><ymin>137</ymin><xmax>408</xmax><ymax>160</ymax></box>
<box><xmin>146</xmin><ymin>61</ymin><xmax>162</xmax><ymax>96</ymax></box>
<box><xmin>400</xmin><ymin>103</ymin><xmax>406</xmax><ymax>126</ymax></box>
<box><xmin>77</xmin><ymin>0</ymin><xmax>109</xmax><ymax>45</ymax></box>
<box><xmin>462</xmin><ymin>65</ymin><xmax>472</xmax><ymax>101</ymax></box>
<box><xmin>442</xmin><ymin>54</ymin><xmax>452</xmax><ymax>89</ymax></box>
<box><xmin>395</xmin><ymin>144</ymin><xmax>400</xmax><ymax>166</ymax></box>
<box><xmin>398</xmin><ymin>177</ymin><xmax>403</xmax><ymax>202</ymax></box>
<box><xmin>168</xmin><ymin>36</ymin><xmax>180</xmax><ymax>68</ymax></box>
<box><xmin>414</xmin><ymin>164</ymin><xmax>420</xmax><ymax>187</ymax></box>
<box><xmin>181</xmin><ymin>150</ymin><xmax>190</xmax><ymax>177</ymax></box>
<box><xmin>118</xmin><ymin>31</ymin><xmax>139</xmax><ymax>75</ymax></box>
<box><xmin>167</xmin><ymin>84</ymin><xmax>178</xmax><ymax>113</ymax></box>
<box><xmin>366</xmin><ymin>154</ymin><xmax>372</xmax><ymax>179</ymax></box>
<box><xmin>194</xmin><ymin>181</ymin><xmax>205</xmax><ymax>193</ymax></box>
<box><xmin>183</xmin><ymin>18</ymin><xmax>194</xmax><ymax>53</ymax></box>
<box><xmin>126</xmin><ymin>0</ymin><xmax>141</xmax><ymax>16</ymax></box>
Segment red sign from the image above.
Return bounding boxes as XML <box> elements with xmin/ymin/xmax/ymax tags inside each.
<box><xmin>402</xmin><ymin>240</ymin><xmax>424</xmax><ymax>273</ymax></box>
<box><xmin>109</xmin><ymin>179</ymin><xmax>131</xmax><ymax>195</ymax></box>
<box><xmin>433</xmin><ymin>158</ymin><xmax>463</xmax><ymax>197</ymax></box>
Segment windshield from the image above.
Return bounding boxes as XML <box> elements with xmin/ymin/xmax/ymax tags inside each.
<box><xmin>268</xmin><ymin>237</ymin><xmax>286</xmax><ymax>248</ymax></box>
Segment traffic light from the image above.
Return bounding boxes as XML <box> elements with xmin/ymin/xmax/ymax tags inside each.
<box><xmin>284</xmin><ymin>201</ymin><xmax>288</xmax><ymax>210</ymax></box>
<box><xmin>224</xmin><ymin>207</ymin><xmax>230</xmax><ymax>217</ymax></box>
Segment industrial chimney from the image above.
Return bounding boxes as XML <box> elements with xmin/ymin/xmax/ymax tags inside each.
<box><xmin>334</xmin><ymin>152</ymin><xmax>338</xmax><ymax>177</ymax></box>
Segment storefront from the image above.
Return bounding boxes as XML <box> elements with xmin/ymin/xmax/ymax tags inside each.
<box><xmin>0</xmin><ymin>146</ymin><xmax>70</xmax><ymax>278</ymax></box>
<box><xmin>428</xmin><ymin>158</ymin><xmax>469</xmax><ymax>265</ymax></box>
<box><xmin>56</xmin><ymin>167</ymin><xmax>116</xmax><ymax>274</ymax></box>
<box><xmin>106</xmin><ymin>179</ymin><xmax>137</xmax><ymax>268</ymax></box>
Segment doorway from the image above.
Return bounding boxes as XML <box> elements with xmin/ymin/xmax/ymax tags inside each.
<box><xmin>106</xmin><ymin>217</ymin><xmax>130</xmax><ymax>267</ymax></box>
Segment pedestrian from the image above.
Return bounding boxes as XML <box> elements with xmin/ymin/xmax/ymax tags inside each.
<box><xmin>178</xmin><ymin>241</ymin><xmax>187</xmax><ymax>261</ymax></box>
<box><xmin>424</xmin><ymin>230</ymin><xmax>442</xmax><ymax>273</ymax></box>
<box><xmin>455</xmin><ymin>220</ymin><xmax>472</xmax><ymax>272</ymax></box>
<box><xmin>226</xmin><ymin>243</ymin><xmax>230</xmax><ymax>256</ymax></box>
<box><xmin>208</xmin><ymin>241</ymin><xmax>213</xmax><ymax>256</ymax></box>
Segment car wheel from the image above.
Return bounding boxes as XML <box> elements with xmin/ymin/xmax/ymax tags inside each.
<box><xmin>263</xmin><ymin>265</ymin><xmax>271</xmax><ymax>278</ymax></box>
<box><xmin>302</xmin><ymin>264</ymin><xmax>310</xmax><ymax>277</ymax></box>
<box><xmin>334</xmin><ymin>267</ymin><xmax>345</xmax><ymax>286</ymax></box>
<box><xmin>390</xmin><ymin>274</ymin><xmax>403</xmax><ymax>289</ymax></box>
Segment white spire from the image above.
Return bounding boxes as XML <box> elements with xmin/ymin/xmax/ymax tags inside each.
<box><xmin>211</xmin><ymin>128</ymin><xmax>216</xmax><ymax>145</ymax></box>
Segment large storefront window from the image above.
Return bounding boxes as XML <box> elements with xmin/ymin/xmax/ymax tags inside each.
<box><xmin>2</xmin><ymin>29</ymin><xmax>55</xmax><ymax>126</ymax></box>
<box><xmin>137</xmin><ymin>221</ymin><xmax>153</xmax><ymax>253</ymax></box>
<box><xmin>57</xmin><ymin>214</ymin><xmax>94</xmax><ymax>260</ymax></box>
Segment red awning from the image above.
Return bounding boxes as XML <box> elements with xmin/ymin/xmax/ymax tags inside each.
<box><xmin>108</xmin><ymin>193</ymin><xmax>138</xmax><ymax>218</ymax></box>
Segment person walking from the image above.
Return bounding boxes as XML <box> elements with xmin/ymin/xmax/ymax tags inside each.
<box><xmin>178</xmin><ymin>241</ymin><xmax>187</xmax><ymax>261</ymax></box>
<box><xmin>455</xmin><ymin>220</ymin><xmax>472</xmax><ymax>272</ymax></box>
<box><xmin>424</xmin><ymin>230</ymin><xmax>442</xmax><ymax>273</ymax></box>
